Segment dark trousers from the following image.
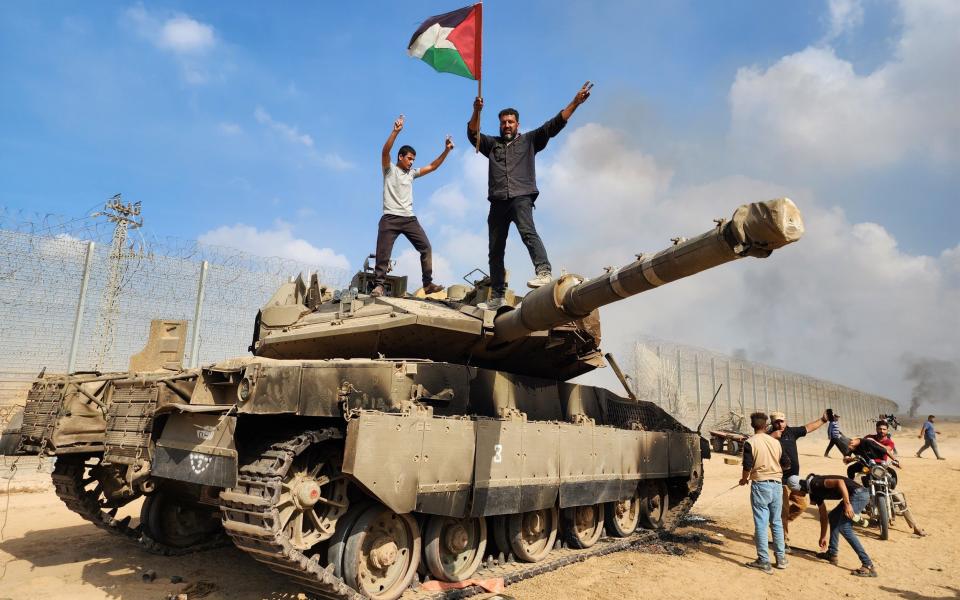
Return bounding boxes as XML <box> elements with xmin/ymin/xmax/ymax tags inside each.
<box><xmin>824</xmin><ymin>439</ymin><xmax>840</xmax><ymax>457</ymax></box>
<box><xmin>487</xmin><ymin>195</ymin><xmax>551</xmax><ymax>296</ymax></box>
<box><xmin>375</xmin><ymin>214</ymin><xmax>432</xmax><ymax>286</ymax></box>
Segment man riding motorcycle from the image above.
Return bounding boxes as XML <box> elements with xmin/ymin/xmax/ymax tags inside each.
<box><xmin>837</xmin><ymin>427</ymin><xmax>926</xmax><ymax>537</ymax></box>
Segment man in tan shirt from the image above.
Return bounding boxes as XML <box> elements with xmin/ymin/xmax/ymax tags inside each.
<box><xmin>738</xmin><ymin>412</ymin><xmax>792</xmax><ymax>573</ymax></box>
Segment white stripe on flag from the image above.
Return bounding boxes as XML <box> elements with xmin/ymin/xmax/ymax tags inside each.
<box><xmin>408</xmin><ymin>23</ymin><xmax>456</xmax><ymax>58</ymax></box>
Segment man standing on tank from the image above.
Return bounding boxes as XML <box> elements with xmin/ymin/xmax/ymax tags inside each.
<box><xmin>373</xmin><ymin>115</ymin><xmax>452</xmax><ymax>297</ymax></box>
<box><xmin>467</xmin><ymin>82</ymin><xmax>594</xmax><ymax>309</ymax></box>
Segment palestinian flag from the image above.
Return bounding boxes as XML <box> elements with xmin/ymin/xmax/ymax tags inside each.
<box><xmin>407</xmin><ymin>4</ymin><xmax>482</xmax><ymax>81</ymax></box>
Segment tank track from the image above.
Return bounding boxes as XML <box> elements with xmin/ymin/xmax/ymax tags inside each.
<box><xmin>51</xmin><ymin>455</ymin><xmax>228</xmax><ymax>557</ymax></box>
<box><xmin>220</xmin><ymin>429</ymin><xmax>702</xmax><ymax>600</ymax></box>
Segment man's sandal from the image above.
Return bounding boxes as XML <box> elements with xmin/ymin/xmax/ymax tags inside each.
<box><xmin>851</xmin><ymin>566</ymin><xmax>877</xmax><ymax>577</ymax></box>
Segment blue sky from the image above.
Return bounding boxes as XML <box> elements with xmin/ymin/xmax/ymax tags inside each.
<box><xmin>2</xmin><ymin>1</ymin><xmax>958</xmax><ymax>412</ymax></box>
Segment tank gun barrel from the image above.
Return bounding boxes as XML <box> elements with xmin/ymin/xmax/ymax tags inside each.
<box><xmin>492</xmin><ymin>198</ymin><xmax>804</xmax><ymax>343</ymax></box>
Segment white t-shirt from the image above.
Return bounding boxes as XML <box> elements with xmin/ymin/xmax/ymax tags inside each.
<box><xmin>382</xmin><ymin>163</ymin><xmax>421</xmax><ymax>217</ymax></box>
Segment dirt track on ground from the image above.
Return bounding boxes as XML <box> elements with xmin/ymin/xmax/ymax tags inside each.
<box><xmin>1</xmin><ymin>422</ymin><xmax>958</xmax><ymax>600</ymax></box>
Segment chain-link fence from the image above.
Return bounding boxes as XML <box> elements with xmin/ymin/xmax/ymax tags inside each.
<box><xmin>0</xmin><ymin>206</ymin><xmax>351</xmax><ymax>416</ymax></box>
<box><xmin>632</xmin><ymin>338</ymin><xmax>899</xmax><ymax>439</ymax></box>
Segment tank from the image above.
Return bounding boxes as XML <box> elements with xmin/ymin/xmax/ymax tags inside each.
<box><xmin>15</xmin><ymin>198</ymin><xmax>803</xmax><ymax>599</ymax></box>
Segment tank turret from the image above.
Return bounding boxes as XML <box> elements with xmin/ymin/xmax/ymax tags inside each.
<box><xmin>251</xmin><ymin>198</ymin><xmax>803</xmax><ymax>379</ymax></box>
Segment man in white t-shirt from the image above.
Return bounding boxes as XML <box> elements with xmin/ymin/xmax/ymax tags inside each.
<box><xmin>373</xmin><ymin>115</ymin><xmax>453</xmax><ymax>297</ymax></box>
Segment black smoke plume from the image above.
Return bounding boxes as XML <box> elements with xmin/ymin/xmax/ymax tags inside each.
<box><xmin>902</xmin><ymin>355</ymin><xmax>960</xmax><ymax>417</ymax></box>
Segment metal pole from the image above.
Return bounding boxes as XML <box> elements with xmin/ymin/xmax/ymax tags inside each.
<box><xmin>67</xmin><ymin>241</ymin><xmax>95</xmax><ymax>373</ymax></box>
<box><xmin>676</xmin><ymin>348</ymin><xmax>683</xmax><ymax>415</ymax></box>
<box><xmin>726</xmin><ymin>359</ymin><xmax>733</xmax><ymax>415</ymax></box>
<box><xmin>763</xmin><ymin>368</ymin><xmax>769</xmax><ymax>413</ymax></box>
<box><xmin>657</xmin><ymin>344</ymin><xmax>663</xmax><ymax>407</ymax></box>
<box><xmin>190</xmin><ymin>261</ymin><xmax>209</xmax><ymax>368</ymax></box>
<box><xmin>710</xmin><ymin>356</ymin><xmax>717</xmax><ymax>422</ymax></box>
<box><xmin>694</xmin><ymin>352</ymin><xmax>702</xmax><ymax>417</ymax></box>
<box><xmin>752</xmin><ymin>365</ymin><xmax>758</xmax><ymax>412</ymax></box>
<box><xmin>792</xmin><ymin>376</ymin><xmax>799</xmax><ymax>423</ymax></box>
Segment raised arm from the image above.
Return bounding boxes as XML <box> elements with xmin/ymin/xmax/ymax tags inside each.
<box><xmin>560</xmin><ymin>81</ymin><xmax>593</xmax><ymax>122</ymax></box>
<box><xmin>382</xmin><ymin>116</ymin><xmax>404</xmax><ymax>171</ymax></box>
<box><xmin>805</xmin><ymin>411</ymin><xmax>829</xmax><ymax>434</ymax></box>
<box><xmin>418</xmin><ymin>136</ymin><xmax>455</xmax><ymax>177</ymax></box>
<box><xmin>468</xmin><ymin>96</ymin><xmax>483</xmax><ymax>136</ymax></box>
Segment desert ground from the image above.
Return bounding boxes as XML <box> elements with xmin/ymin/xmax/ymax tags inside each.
<box><xmin>1</xmin><ymin>420</ymin><xmax>957</xmax><ymax>600</ymax></box>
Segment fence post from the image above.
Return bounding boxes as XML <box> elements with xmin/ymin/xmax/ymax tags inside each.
<box><xmin>189</xmin><ymin>261</ymin><xmax>209</xmax><ymax>368</ymax></box>
<box><xmin>710</xmin><ymin>356</ymin><xmax>717</xmax><ymax>422</ymax></box>
<box><xmin>676</xmin><ymin>348</ymin><xmax>683</xmax><ymax>415</ymax></box>
<box><xmin>726</xmin><ymin>359</ymin><xmax>733</xmax><ymax>415</ymax></box>
<box><xmin>694</xmin><ymin>352</ymin><xmax>702</xmax><ymax>417</ymax></box>
<box><xmin>67</xmin><ymin>241</ymin><xmax>95</xmax><ymax>374</ymax></box>
<box><xmin>657</xmin><ymin>345</ymin><xmax>663</xmax><ymax>407</ymax></box>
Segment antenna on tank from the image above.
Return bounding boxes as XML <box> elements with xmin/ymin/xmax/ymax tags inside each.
<box><xmin>696</xmin><ymin>384</ymin><xmax>723</xmax><ymax>435</ymax></box>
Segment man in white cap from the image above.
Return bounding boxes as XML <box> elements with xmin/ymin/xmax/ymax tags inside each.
<box><xmin>769</xmin><ymin>410</ymin><xmax>829</xmax><ymax>545</ymax></box>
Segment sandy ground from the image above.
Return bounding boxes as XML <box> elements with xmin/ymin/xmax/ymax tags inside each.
<box><xmin>1</xmin><ymin>421</ymin><xmax>958</xmax><ymax>600</ymax></box>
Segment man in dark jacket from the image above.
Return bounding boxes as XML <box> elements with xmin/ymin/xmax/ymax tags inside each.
<box><xmin>468</xmin><ymin>82</ymin><xmax>593</xmax><ymax>309</ymax></box>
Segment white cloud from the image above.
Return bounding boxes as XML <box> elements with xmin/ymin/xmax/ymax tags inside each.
<box><xmin>729</xmin><ymin>0</ymin><xmax>960</xmax><ymax>170</ymax></box>
<box><xmin>825</xmin><ymin>0</ymin><xmax>864</xmax><ymax>40</ymax></box>
<box><xmin>253</xmin><ymin>106</ymin><xmax>354</xmax><ymax>171</ymax></box>
<box><xmin>254</xmin><ymin>106</ymin><xmax>314</xmax><ymax>148</ymax></box>
<box><xmin>198</xmin><ymin>222</ymin><xmax>350</xmax><ymax>270</ymax></box>
<box><xmin>123</xmin><ymin>5</ymin><xmax>218</xmax><ymax>84</ymax></box>
<box><xmin>218</xmin><ymin>122</ymin><xmax>242</xmax><ymax>135</ymax></box>
<box><xmin>159</xmin><ymin>15</ymin><xmax>215</xmax><ymax>54</ymax></box>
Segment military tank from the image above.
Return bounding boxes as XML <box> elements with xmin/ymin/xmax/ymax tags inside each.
<box><xmin>16</xmin><ymin>198</ymin><xmax>804</xmax><ymax>599</ymax></box>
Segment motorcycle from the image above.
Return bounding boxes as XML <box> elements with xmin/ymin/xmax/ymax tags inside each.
<box><xmin>850</xmin><ymin>455</ymin><xmax>899</xmax><ymax>540</ymax></box>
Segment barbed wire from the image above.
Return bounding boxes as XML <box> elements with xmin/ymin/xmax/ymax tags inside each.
<box><xmin>0</xmin><ymin>205</ymin><xmax>352</xmax><ymax>413</ymax></box>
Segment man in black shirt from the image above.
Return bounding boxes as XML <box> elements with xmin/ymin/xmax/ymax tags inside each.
<box><xmin>769</xmin><ymin>411</ymin><xmax>828</xmax><ymax>543</ymax></box>
<box><xmin>467</xmin><ymin>82</ymin><xmax>593</xmax><ymax>309</ymax></box>
<box><xmin>799</xmin><ymin>474</ymin><xmax>877</xmax><ymax>577</ymax></box>
<box><xmin>833</xmin><ymin>434</ymin><xmax>898</xmax><ymax>479</ymax></box>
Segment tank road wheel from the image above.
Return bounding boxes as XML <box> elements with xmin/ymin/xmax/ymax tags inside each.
<box><xmin>507</xmin><ymin>506</ymin><xmax>559</xmax><ymax>563</ymax></box>
<box><xmin>276</xmin><ymin>445</ymin><xmax>349</xmax><ymax>551</ymax></box>
<box><xmin>605</xmin><ymin>489</ymin><xmax>641</xmax><ymax>537</ymax></box>
<box><xmin>424</xmin><ymin>515</ymin><xmax>487</xmax><ymax>582</ymax></box>
<box><xmin>141</xmin><ymin>490</ymin><xmax>221</xmax><ymax>548</ymax></box>
<box><xmin>563</xmin><ymin>503</ymin><xmax>605</xmax><ymax>549</ymax></box>
<box><xmin>342</xmin><ymin>504</ymin><xmax>421</xmax><ymax>600</ymax></box>
<box><xmin>639</xmin><ymin>481</ymin><xmax>669</xmax><ymax>530</ymax></box>
<box><xmin>327</xmin><ymin>502</ymin><xmax>371</xmax><ymax>578</ymax></box>
<box><xmin>51</xmin><ymin>454</ymin><xmax>140</xmax><ymax>537</ymax></box>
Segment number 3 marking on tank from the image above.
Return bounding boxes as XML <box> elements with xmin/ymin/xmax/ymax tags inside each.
<box><xmin>493</xmin><ymin>444</ymin><xmax>503</xmax><ymax>464</ymax></box>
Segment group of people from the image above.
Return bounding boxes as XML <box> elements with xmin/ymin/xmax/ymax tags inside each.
<box><xmin>371</xmin><ymin>82</ymin><xmax>594</xmax><ymax>305</ymax></box>
<box><xmin>739</xmin><ymin>411</ymin><xmax>941</xmax><ymax>577</ymax></box>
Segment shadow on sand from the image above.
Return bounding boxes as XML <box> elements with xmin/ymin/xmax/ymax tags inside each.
<box><xmin>0</xmin><ymin>521</ymin><xmax>303</xmax><ymax>599</ymax></box>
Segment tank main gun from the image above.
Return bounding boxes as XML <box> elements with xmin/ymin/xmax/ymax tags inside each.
<box><xmin>491</xmin><ymin>198</ymin><xmax>804</xmax><ymax>343</ymax></box>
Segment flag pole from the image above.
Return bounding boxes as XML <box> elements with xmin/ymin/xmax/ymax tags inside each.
<box><xmin>475</xmin><ymin>1</ymin><xmax>483</xmax><ymax>154</ymax></box>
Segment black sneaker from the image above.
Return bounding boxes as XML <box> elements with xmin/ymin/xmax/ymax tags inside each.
<box><xmin>745</xmin><ymin>559</ymin><xmax>773</xmax><ymax>574</ymax></box>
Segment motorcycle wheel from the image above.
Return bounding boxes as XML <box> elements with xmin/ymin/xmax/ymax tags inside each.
<box><xmin>877</xmin><ymin>495</ymin><xmax>890</xmax><ymax>541</ymax></box>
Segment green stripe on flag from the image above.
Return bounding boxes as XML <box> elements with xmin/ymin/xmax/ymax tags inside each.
<box><xmin>421</xmin><ymin>46</ymin><xmax>475</xmax><ymax>80</ymax></box>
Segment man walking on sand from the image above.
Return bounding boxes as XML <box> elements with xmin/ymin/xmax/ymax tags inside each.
<box><xmin>916</xmin><ymin>415</ymin><xmax>944</xmax><ymax>460</ymax></box>
<box><xmin>467</xmin><ymin>82</ymin><xmax>593</xmax><ymax>310</ymax></box>
<box><xmin>824</xmin><ymin>413</ymin><xmax>843</xmax><ymax>457</ymax></box>
<box><xmin>373</xmin><ymin>115</ymin><xmax>453</xmax><ymax>297</ymax></box>
<box><xmin>739</xmin><ymin>412</ymin><xmax>791</xmax><ymax>574</ymax></box>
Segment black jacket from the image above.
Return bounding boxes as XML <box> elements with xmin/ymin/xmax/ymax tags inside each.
<box><xmin>468</xmin><ymin>112</ymin><xmax>567</xmax><ymax>201</ymax></box>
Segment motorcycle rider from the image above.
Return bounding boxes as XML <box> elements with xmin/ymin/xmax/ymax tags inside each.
<box><xmin>865</xmin><ymin>421</ymin><xmax>927</xmax><ymax>537</ymax></box>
